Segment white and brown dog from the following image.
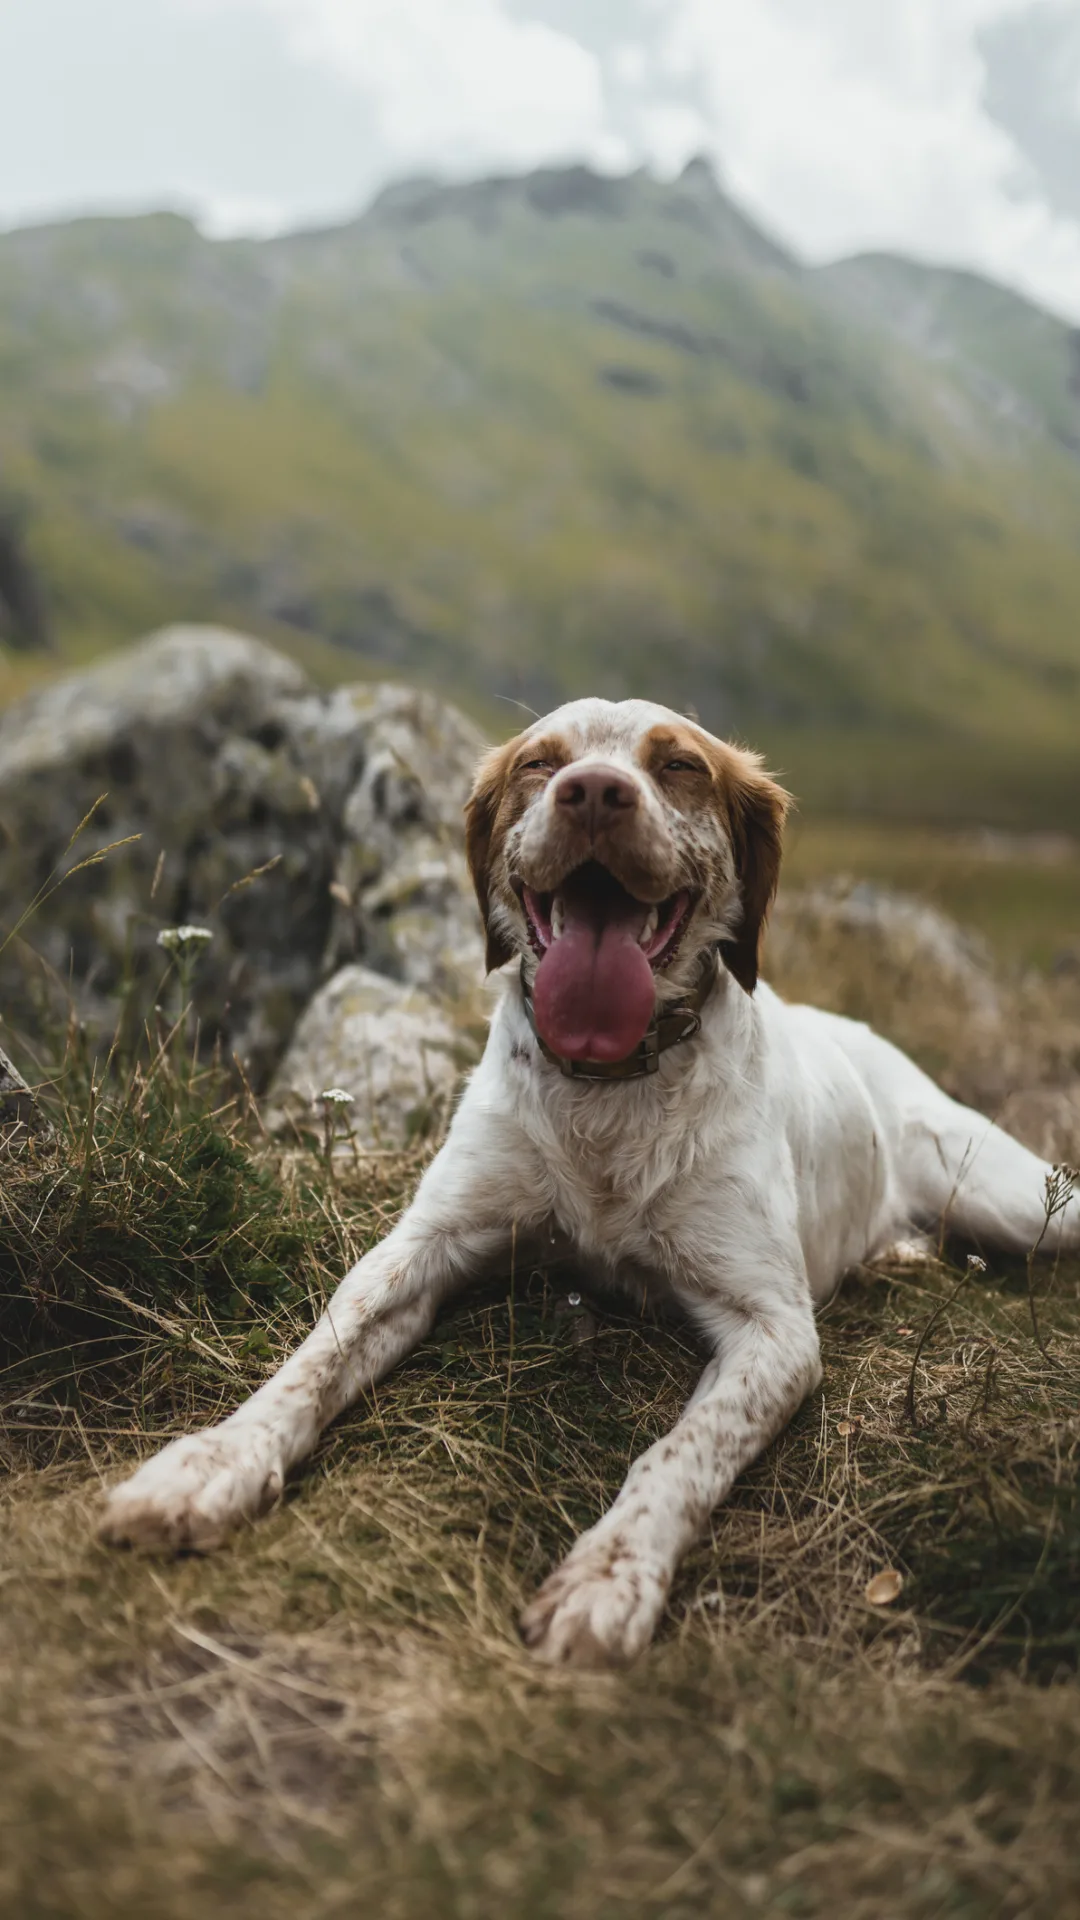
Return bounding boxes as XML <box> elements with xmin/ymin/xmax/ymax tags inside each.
<box><xmin>100</xmin><ymin>699</ymin><xmax>1079</xmax><ymax>1665</ymax></box>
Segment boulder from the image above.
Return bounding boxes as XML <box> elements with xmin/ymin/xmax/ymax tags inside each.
<box><xmin>266</xmin><ymin>965</ymin><xmax>476</xmax><ymax>1148</ymax></box>
<box><xmin>764</xmin><ymin>877</ymin><xmax>1010</xmax><ymax>1106</ymax></box>
<box><xmin>0</xmin><ymin>627</ymin><xmax>489</xmax><ymax>1103</ymax></box>
<box><xmin>762</xmin><ymin>877</ymin><xmax>1080</xmax><ymax>1115</ymax></box>
<box><xmin>767</xmin><ymin>879</ymin><xmax>1000</xmax><ymax>1021</ymax></box>
<box><xmin>316</xmin><ymin>683</ymin><xmax>488</xmax><ymax>1008</ymax></box>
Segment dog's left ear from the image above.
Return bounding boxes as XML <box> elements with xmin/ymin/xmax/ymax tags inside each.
<box><xmin>719</xmin><ymin>751</ymin><xmax>791</xmax><ymax>994</ymax></box>
<box><xmin>465</xmin><ymin>743</ymin><xmax>517</xmax><ymax>973</ymax></box>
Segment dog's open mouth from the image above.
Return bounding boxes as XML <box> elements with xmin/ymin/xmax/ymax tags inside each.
<box><xmin>511</xmin><ymin>862</ymin><xmax>696</xmax><ymax>1063</ymax></box>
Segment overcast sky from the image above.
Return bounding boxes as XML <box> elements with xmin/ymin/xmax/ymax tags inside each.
<box><xmin>3</xmin><ymin>0</ymin><xmax>1080</xmax><ymax>321</ymax></box>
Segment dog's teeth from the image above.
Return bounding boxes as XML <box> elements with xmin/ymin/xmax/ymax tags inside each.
<box><xmin>551</xmin><ymin>899</ymin><xmax>565</xmax><ymax>940</ymax></box>
<box><xmin>639</xmin><ymin>908</ymin><xmax>658</xmax><ymax>949</ymax></box>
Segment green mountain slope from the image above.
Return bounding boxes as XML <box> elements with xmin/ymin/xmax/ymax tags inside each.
<box><xmin>816</xmin><ymin>252</ymin><xmax>1080</xmax><ymax>452</ymax></box>
<box><xmin>2</xmin><ymin>160</ymin><xmax>1079</xmax><ymax>825</ymax></box>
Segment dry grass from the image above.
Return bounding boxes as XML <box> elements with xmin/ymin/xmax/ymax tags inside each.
<box><xmin>2</xmin><ymin>885</ymin><xmax>1080</xmax><ymax>1917</ymax></box>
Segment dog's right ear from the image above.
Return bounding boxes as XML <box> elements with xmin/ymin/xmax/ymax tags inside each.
<box><xmin>715</xmin><ymin>747</ymin><xmax>791</xmax><ymax>995</ymax></box>
<box><xmin>465</xmin><ymin>743</ymin><xmax>517</xmax><ymax>973</ymax></box>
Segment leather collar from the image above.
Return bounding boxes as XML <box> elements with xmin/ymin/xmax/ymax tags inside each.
<box><xmin>519</xmin><ymin>948</ymin><xmax>719</xmax><ymax>1081</ymax></box>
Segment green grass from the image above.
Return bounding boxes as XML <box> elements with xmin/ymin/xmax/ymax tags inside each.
<box><xmin>817</xmin><ymin>252</ymin><xmax>1080</xmax><ymax>447</ymax></box>
<box><xmin>0</xmin><ymin>1076</ymin><xmax>309</xmax><ymax>1372</ymax></box>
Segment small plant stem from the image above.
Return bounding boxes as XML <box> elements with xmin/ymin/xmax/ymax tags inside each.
<box><xmin>904</xmin><ymin>1268</ymin><xmax>970</xmax><ymax>1429</ymax></box>
<box><xmin>76</xmin><ymin>1076</ymin><xmax>98</xmax><ymax>1253</ymax></box>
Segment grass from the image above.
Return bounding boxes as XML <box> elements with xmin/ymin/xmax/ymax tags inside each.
<box><xmin>2</xmin><ymin>836</ymin><xmax>1080</xmax><ymax>1916</ymax></box>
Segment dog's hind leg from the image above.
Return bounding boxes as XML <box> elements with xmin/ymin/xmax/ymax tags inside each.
<box><xmin>100</xmin><ymin>1106</ymin><xmax>547</xmax><ymax>1552</ymax></box>
<box><xmin>901</xmin><ymin>1095</ymin><xmax>1079</xmax><ymax>1258</ymax></box>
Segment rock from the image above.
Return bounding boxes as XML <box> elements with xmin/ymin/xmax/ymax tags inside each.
<box><xmin>0</xmin><ymin>626</ymin><xmax>488</xmax><ymax>1088</ymax></box>
<box><xmin>764</xmin><ymin>878</ymin><xmax>1013</xmax><ymax>1107</ymax></box>
<box><xmin>763</xmin><ymin>879</ymin><xmax>1080</xmax><ymax>1118</ymax></box>
<box><xmin>0</xmin><ymin>1041</ymin><xmax>48</xmax><ymax>1137</ymax></box>
<box><xmin>267</xmin><ymin>965</ymin><xmax>477</xmax><ymax>1147</ymax></box>
<box><xmin>767</xmin><ymin>879</ymin><xmax>1000</xmax><ymax>1021</ymax></box>
<box><xmin>317</xmin><ymin>683</ymin><xmax>488</xmax><ymax>1009</ymax></box>
<box><xmin>0</xmin><ymin>626</ymin><xmax>331</xmax><ymax>1082</ymax></box>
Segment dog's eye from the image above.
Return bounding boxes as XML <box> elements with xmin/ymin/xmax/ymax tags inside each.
<box><xmin>664</xmin><ymin>758</ymin><xmax>703</xmax><ymax>774</ymax></box>
<box><xmin>521</xmin><ymin>759</ymin><xmax>553</xmax><ymax>774</ymax></box>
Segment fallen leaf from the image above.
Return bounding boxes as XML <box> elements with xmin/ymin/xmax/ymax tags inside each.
<box><xmin>865</xmin><ymin>1569</ymin><xmax>904</xmax><ymax>1607</ymax></box>
<box><xmin>837</xmin><ymin>1417</ymin><xmax>863</xmax><ymax>1437</ymax></box>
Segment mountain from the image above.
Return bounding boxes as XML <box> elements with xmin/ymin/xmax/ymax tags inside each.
<box><xmin>816</xmin><ymin>252</ymin><xmax>1080</xmax><ymax>453</ymax></box>
<box><xmin>2</xmin><ymin>158</ymin><xmax>1080</xmax><ymax>827</ymax></box>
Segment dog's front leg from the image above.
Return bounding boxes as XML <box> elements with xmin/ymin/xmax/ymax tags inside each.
<box><xmin>520</xmin><ymin>1290</ymin><xmax>821</xmax><ymax>1667</ymax></box>
<box><xmin>100</xmin><ymin>1113</ymin><xmax>544</xmax><ymax>1552</ymax></box>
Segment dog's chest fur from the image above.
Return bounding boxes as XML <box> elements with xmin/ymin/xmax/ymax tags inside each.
<box><xmin>502</xmin><ymin>1008</ymin><xmax>738</xmax><ymax>1269</ymax></box>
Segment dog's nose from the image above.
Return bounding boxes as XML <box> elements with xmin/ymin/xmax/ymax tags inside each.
<box><xmin>552</xmin><ymin>762</ymin><xmax>639</xmax><ymax>836</ymax></box>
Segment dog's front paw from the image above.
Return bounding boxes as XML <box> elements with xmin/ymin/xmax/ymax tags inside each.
<box><xmin>519</xmin><ymin>1538</ymin><xmax>668</xmax><ymax>1668</ymax></box>
<box><xmin>98</xmin><ymin>1422</ymin><xmax>286</xmax><ymax>1553</ymax></box>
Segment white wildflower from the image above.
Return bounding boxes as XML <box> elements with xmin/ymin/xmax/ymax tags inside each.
<box><xmin>966</xmin><ymin>1254</ymin><xmax>987</xmax><ymax>1273</ymax></box>
<box><xmin>319</xmin><ymin>1087</ymin><xmax>356</xmax><ymax>1106</ymax></box>
<box><xmin>157</xmin><ymin>925</ymin><xmax>213</xmax><ymax>955</ymax></box>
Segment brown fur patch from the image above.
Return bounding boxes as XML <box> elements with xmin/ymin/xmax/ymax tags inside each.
<box><xmin>464</xmin><ymin>741</ymin><xmax>520</xmax><ymax>972</ymax></box>
<box><xmin>640</xmin><ymin>725</ymin><xmax>790</xmax><ymax>992</ymax></box>
<box><xmin>712</xmin><ymin>744</ymin><xmax>791</xmax><ymax>993</ymax></box>
<box><xmin>464</xmin><ymin>734</ymin><xmax>572</xmax><ymax>971</ymax></box>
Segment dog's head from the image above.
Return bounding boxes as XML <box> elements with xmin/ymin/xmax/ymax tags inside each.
<box><xmin>465</xmin><ymin>698</ymin><xmax>790</xmax><ymax>1064</ymax></box>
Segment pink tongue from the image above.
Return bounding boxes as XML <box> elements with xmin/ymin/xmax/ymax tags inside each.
<box><xmin>533</xmin><ymin>871</ymin><xmax>655</xmax><ymax>1063</ymax></box>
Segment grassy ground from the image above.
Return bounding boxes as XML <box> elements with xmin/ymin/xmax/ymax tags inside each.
<box><xmin>2</xmin><ymin>851</ymin><xmax>1080</xmax><ymax>1918</ymax></box>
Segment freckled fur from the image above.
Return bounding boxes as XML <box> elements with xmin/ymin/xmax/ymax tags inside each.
<box><xmin>100</xmin><ymin>696</ymin><xmax>1080</xmax><ymax>1665</ymax></box>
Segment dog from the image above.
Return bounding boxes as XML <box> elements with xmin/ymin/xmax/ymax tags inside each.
<box><xmin>100</xmin><ymin>698</ymin><xmax>1080</xmax><ymax>1666</ymax></box>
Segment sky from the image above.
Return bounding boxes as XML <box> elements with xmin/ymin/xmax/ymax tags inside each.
<box><xmin>3</xmin><ymin>0</ymin><xmax>1080</xmax><ymax>321</ymax></box>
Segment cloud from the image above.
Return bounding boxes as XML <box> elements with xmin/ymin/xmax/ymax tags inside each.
<box><xmin>0</xmin><ymin>0</ymin><xmax>393</xmax><ymax>235</ymax></box>
<box><xmin>216</xmin><ymin>0</ymin><xmax>614</xmax><ymax>174</ymax></box>
<box><xmin>490</xmin><ymin>0</ymin><xmax>1080</xmax><ymax>319</ymax></box>
<box><xmin>648</xmin><ymin>0</ymin><xmax>1080</xmax><ymax>318</ymax></box>
<box><xmin>982</xmin><ymin>2</ymin><xmax>1080</xmax><ymax>224</ymax></box>
<box><xmin>6</xmin><ymin>0</ymin><xmax>1080</xmax><ymax>322</ymax></box>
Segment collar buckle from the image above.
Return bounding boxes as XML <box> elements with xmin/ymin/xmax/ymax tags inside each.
<box><xmin>672</xmin><ymin>1009</ymin><xmax>702</xmax><ymax>1048</ymax></box>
